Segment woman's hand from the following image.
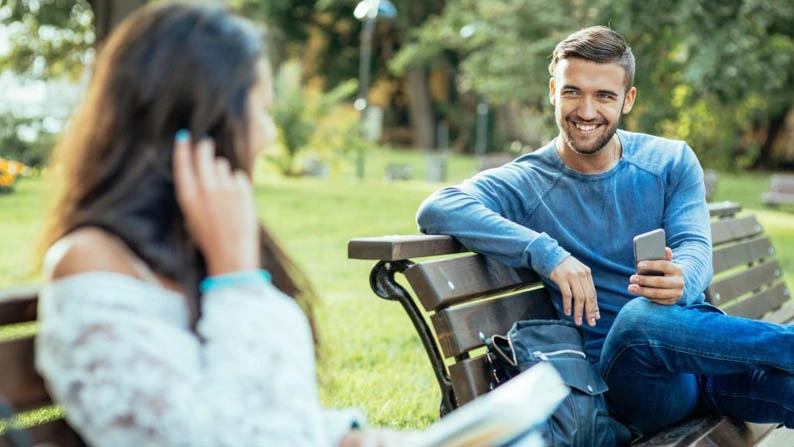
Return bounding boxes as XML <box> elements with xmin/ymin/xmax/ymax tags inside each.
<box><xmin>172</xmin><ymin>131</ymin><xmax>260</xmax><ymax>275</ymax></box>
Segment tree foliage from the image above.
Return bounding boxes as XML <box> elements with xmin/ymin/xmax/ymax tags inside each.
<box><xmin>0</xmin><ymin>0</ymin><xmax>95</xmax><ymax>80</ymax></box>
<box><xmin>394</xmin><ymin>0</ymin><xmax>794</xmax><ymax>169</ymax></box>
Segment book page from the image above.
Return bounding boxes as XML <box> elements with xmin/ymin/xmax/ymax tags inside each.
<box><xmin>415</xmin><ymin>362</ymin><xmax>568</xmax><ymax>447</ymax></box>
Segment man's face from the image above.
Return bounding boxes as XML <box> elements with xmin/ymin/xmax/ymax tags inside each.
<box><xmin>549</xmin><ymin>58</ymin><xmax>636</xmax><ymax>155</ymax></box>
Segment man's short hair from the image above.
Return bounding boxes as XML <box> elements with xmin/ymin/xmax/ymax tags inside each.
<box><xmin>548</xmin><ymin>26</ymin><xmax>635</xmax><ymax>91</ymax></box>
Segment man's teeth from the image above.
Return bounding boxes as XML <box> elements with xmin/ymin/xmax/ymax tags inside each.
<box><xmin>575</xmin><ymin>123</ymin><xmax>597</xmax><ymax>131</ymax></box>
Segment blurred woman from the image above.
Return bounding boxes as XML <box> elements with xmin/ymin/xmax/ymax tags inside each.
<box><xmin>36</xmin><ymin>3</ymin><xmax>411</xmax><ymax>446</ymax></box>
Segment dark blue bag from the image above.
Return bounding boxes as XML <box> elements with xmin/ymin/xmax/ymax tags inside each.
<box><xmin>484</xmin><ymin>320</ymin><xmax>631</xmax><ymax>447</ymax></box>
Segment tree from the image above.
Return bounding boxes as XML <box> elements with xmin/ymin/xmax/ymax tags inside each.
<box><xmin>394</xmin><ymin>0</ymin><xmax>794</xmax><ymax>168</ymax></box>
<box><xmin>232</xmin><ymin>0</ymin><xmax>451</xmax><ymax>151</ymax></box>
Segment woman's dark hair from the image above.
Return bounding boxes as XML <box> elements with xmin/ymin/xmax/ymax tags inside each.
<box><xmin>40</xmin><ymin>2</ymin><xmax>318</xmax><ymax>339</ymax></box>
<box><xmin>548</xmin><ymin>25</ymin><xmax>635</xmax><ymax>91</ymax></box>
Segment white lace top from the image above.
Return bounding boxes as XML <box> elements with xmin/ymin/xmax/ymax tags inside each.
<box><xmin>35</xmin><ymin>272</ymin><xmax>365</xmax><ymax>446</ymax></box>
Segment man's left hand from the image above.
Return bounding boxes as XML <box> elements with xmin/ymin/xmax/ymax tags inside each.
<box><xmin>628</xmin><ymin>247</ymin><xmax>684</xmax><ymax>305</ymax></box>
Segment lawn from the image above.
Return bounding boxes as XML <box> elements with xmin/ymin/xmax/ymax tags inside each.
<box><xmin>1</xmin><ymin>148</ymin><xmax>793</xmax><ymax>431</ymax></box>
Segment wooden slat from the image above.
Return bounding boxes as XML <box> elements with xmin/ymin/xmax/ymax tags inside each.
<box><xmin>347</xmin><ymin>235</ymin><xmax>464</xmax><ymax>261</ymax></box>
<box><xmin>0</xmin><ymin>337</ymin><xmax>51</xmax><ymax>411</ymax></box>
<box><xmin>0</xmin><ymin>285</ymin><xmax>39</xmax><ymax>325</ymax></box>
<box><xmin>770</xmin><ymin>175</ymin><xmax>794</xmax><ymax>193</ymax></box>
<box><xmin>405</xmin><ymin>254</ymin><xmax>541</xmax><ymax>311</ymax></box>
<box><xmin>707</xmin><ymin>201</ymin><xmax>741</xmax><ymax>218</ymax></box>
<box><xmin>720</xmin><ymin>282</ymin><xmax>789</xmax><ymax>320</ymax></box>
<box><xmin>706</xmin><ymin>260</ymin><xmax>782</xmax><ymax>306</ymax></box>
<box><xmin>710</xmin><ymin>215</ymin><xmax>762</xmax><ymax>246</ymax></box>
<box><xmin>430</xmin><ymin>288</ymin><xmax>555</xmax><ymax>358</ymax></box>
<box><xmin>448</xmin><ymin>355</ymin><xmax>490</xmax><ymax>406</ymax></box>
<box><xmin>712</xmin><ymin>237</ymin><xmax>773</xmax><ymax>274</ymax></box>
<box><xmin>761</xmin><ymin>192</ymin><xmax>794</xmax><ymax>205</ymax></box>
<box><xmin>763</xmin><ymin>298</ymin><xmax>794</xmax><ymax>324</ymax></box>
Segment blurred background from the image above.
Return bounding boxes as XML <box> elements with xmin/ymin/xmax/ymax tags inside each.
<box><xmin>1</xmin><ymin>0</ymin><xmax>793</xmax><ymax>431</ymax></box>
<box><xmin>2</xmin><ymin>0</ymin><xmax>793</xmax><ymax>176</ymax></box>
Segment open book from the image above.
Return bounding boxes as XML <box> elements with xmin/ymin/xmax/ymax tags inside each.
<box><xmin>415</xmin><ymin>362</ymin><xmax>568</xmax><ymax>447</ymax></box>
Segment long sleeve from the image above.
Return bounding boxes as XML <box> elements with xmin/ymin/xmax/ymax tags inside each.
<box><xmin>416</xmin><ymin>168</ymin><xmax>571</xmax><ymax>278</ymax></box>
<box><xmin>662</xmin><ymin>145</ymin><xmax>713</xmax><ymax>305</ymax></box>
<box><xmin>36</xmin><ymin>272</ymin><xmax>363</xmax><ymax>447</ymax></box>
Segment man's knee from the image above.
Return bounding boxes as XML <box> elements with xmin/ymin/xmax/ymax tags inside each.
<box><xmin>609</xmin><ymin>298</ymin><xmax>659</xmax><ymax>341</ymax></box>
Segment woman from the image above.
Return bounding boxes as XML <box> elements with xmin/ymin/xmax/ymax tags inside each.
<box><xmin>36</xmin><ymin>3</ymin><xmax>411</xmax><ymax>446</ymax></box>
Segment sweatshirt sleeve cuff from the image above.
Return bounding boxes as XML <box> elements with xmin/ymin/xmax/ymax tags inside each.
<box><xmin>524</xmin><ymin>232</ymin><xmax>570</xmax><ymax>278</ymax></box>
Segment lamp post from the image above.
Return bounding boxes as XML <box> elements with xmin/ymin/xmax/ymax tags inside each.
<box><xmin>353</xmin><ymin>0</ymin><xmax>396</xmax><ymax>179</ymax></box>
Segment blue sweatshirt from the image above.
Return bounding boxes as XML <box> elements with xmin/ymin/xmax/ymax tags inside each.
<box><xmin>416</xmin><ymin>130</ymin><xmax>713</xmax><ymax>361</ymax></box>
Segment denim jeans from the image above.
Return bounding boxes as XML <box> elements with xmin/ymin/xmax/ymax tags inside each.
<box><xmin>596</xmin><ymin>298</ymin><xmax>794</xmax><ymax>436</ymax></box>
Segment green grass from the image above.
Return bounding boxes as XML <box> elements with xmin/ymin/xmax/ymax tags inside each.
<box><xmin>2</xmin><ymin>150</ymin><xmax>794</xmax><ymax>430</ymax></box>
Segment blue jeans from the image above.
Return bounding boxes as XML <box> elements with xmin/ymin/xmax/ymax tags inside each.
<box><xmin>596</xmin><ymin>298</ymin><xmax>794</xmax><ymax>436</ymax></box>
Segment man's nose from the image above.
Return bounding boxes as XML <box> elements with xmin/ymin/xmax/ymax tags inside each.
<box><xmin>578</xmin><ymin>97</ymin><xmax>597</xmax><ymax>120</ymax></box>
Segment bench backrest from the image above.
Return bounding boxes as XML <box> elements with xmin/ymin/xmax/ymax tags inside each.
<box><xmin>769</xmin><ymin>174</ymin><xmax>794</xmax><ymax>194</ymax></box>
<box><xmin>0</xmin><ymin>286</ymin><xmax>85</xmax><ymax>446</ymax></box>
<box><xmin>348</xmin><ymin>201</ymin><xmax>792</xmax><ymax>411</ymax></box>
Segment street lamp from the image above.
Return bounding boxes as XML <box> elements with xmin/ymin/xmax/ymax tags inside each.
<box><xmin>353</xmin><ymin>0</ymin><xmax>397</xmax><ymax>179</ymax></box>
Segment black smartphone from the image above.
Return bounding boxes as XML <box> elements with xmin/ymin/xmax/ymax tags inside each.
<box><xmin>633</xmin><ymin>228</ymin><xmax>666</xmax><ymax>276</ymax></box>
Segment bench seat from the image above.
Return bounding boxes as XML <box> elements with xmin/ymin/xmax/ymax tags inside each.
<box><xmin>348</xmin><ymin>201</ymin><xmax>793</xmax><ymax>446</ymax></box>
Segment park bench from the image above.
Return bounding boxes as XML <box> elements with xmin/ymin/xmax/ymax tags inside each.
<box><xmin>0</xmin><ymin>285</ymin><xmax>85</xmax><ymax>446</ymax></box>
<box><xmin>761</xmin><ymin>174</ymin><xmax>794</xmax><ymax>207</ymax></box>
<box><xmin>348</xmin><ymin>200</ymin><xmax>794</xmax><ymax>446</ymax></box>
<box><xmin>704</xmin><ymin>169</ymin><xmax>718</xmax><ymax>202</ymax></box>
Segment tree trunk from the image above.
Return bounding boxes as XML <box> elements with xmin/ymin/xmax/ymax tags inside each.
<box><xmin>88</xmin><ymin>0</ymin><xmax>148</xmax><ymax>44</ymax></box>
<box><xmin>404</xmin><ymin>68</ymin><xmax>435</xmax><ymax>150</ymax></box>
<box><xmin>752</xmin><ymin>108</ymin><xmax>789</xmax><ymax>170</ymax></box>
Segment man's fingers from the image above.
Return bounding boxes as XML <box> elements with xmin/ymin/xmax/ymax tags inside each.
<box><xmin>559</xmin><ymin>283</ymin><xmax>573</xmax><ymax>317</ymax></box>
<box><xmin>631</xmin><ymin>274</ymin><xmax>685</xmax><ymax>290</ymax></box>
<box><xmin>637</xmin><ymin>259</ymin><xmax>678</xmax><ymax>275</ymax></box>
<box><xmin>571</xmin><ymin>280</ymin><xmax>587</xmax><ymax>326</ymax></box>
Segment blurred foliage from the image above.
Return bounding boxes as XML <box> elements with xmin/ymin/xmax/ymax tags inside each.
<box><xmin>0</xmin><ymin>0</ymin><xmax>95</xmax><ymax>80</ymax></box>
<box><xmin>268</xmin><ymin>60</ymin><xmax>360</xmax><ymax>176</ymax></box>
<box><xmin>394</xmin><ymin>0</ymin><xmax>794</xmax><ymax>169</ymax></box>
<box><xmin>2</xmin><ymin>0</ymin><xmax>793</xmax><ymax>171</ymax></box>
<box><xmin>0</xmin><ymin>112</ymin><xmax>56</xmax><ymax>167</ymax></box>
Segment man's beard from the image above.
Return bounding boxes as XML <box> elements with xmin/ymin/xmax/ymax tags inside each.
<box><xmin>561</xmin><ymin>119</ymin><xmax>619</xmax><ymax>156</ymax></box>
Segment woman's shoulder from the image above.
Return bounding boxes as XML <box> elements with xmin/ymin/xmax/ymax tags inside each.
<box><xmin>44</xmin><ymin>227</ymin><xmax>144</xmax><ymax>282</ymax></box>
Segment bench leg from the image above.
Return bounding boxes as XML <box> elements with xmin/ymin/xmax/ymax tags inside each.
<box><xmin>369</xmin><ymin>261</ymin><xmax>457</xmax><ymax>415</ymax></box>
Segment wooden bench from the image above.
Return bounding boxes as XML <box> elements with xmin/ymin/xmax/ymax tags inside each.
<box><xmin>761</xmin><ymin>174</ymin><xmax>794</xmax><ymax>207</ymax></box>
<box><xmin>0</xmin><ymin>285</ymin><xmax>85</xmax><ymax>446</ymax></box>
<box><xmin>348</xmin><ymin>201</ymin><xmax>794</xmax><ymax>446</ymax></box>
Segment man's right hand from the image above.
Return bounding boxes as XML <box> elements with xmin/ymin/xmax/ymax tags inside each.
<box><xmin>548</xmin><ymin>256</ymin><xmax>599</xmax><ymax>327</ymax></box>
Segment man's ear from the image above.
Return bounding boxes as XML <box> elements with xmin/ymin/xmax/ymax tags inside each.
<box><xmin>549</xmin><ymin>77</ymin><xmax>556</xmax><ymax>105</ymax></box>
<box><xmin>622</xmin><ymin>86</ymin><xmax>637</xmax><ymax>114</ymax></box>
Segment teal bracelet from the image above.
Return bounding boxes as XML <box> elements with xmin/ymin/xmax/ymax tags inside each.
<box><xmin>199</xmin><ymin>269</ymin><xmax>272</xmax><ymax>294</ymax></box>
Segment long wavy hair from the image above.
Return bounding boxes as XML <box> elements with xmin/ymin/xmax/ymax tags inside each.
<box><xmin>39</xmin><ymin>2</ymin><xmax>318</xmax><ymax>339</ymax></box>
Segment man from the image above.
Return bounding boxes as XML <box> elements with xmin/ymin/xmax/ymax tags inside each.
<box><xmin>416</xmin><ymin>26</ymin><xmax>794</xmax><ymax>438</ymax></box>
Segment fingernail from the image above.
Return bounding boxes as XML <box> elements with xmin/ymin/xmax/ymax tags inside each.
<box><xmin>638</xmin><ymin>262</ymin><xmax>647</xmax><ymax>269</ymax></box>
<box><xmin>590</xmin><ymin>318</ymin><xmax>596</xmax><ymax>326</ymax></box>
<box><xmin>175</xmin><ymin>129</ymin><xmax>190</xmax><ymax>142</ymax></box>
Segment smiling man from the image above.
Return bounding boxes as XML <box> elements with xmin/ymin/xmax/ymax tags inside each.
<box><xmin>416</xmin><ymin>26</ymin><xmax>794</xmax><ymax>444</ymax></box>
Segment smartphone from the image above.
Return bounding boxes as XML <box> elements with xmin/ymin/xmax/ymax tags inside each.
<box><xmin>633</xmin><ymin>228</ymin><xmax>666</xmax><ymax>276</ymax></box>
